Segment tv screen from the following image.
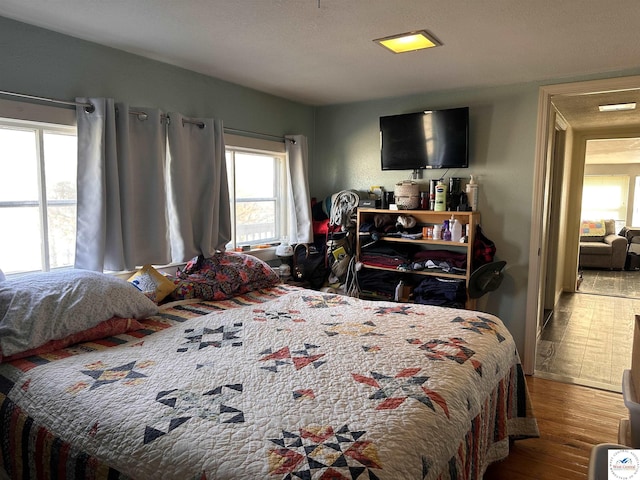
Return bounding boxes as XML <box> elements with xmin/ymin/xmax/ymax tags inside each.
<box><xmin>380</xmin><ymin>107</ymin><xmax>469</xmax><ymax>170</ymax></box>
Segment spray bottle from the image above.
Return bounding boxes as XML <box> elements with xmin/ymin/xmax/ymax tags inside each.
<box><xmin>465</xmin><ymin>175</ymin><xmax>479</xmax><ymax>212</ymax></box>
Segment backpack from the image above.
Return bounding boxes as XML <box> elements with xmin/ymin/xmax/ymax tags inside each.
<box><xmin>473</xmin><ymin>225</ymin><xmax>496</xmax><ymax>271</ymax></box>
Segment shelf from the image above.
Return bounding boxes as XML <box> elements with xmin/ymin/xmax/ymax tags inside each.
<box><xmin>379</xmin><ymin>236</ymin><xmax>468</xmax><ymax>247</ymax></box>
<box><xmin>360</xmin><ymin>263</ymin><xmax>469</xmax><ymax>280</ymax></box>
<box><xmin>355</xmin><ymin>208</ymin><xmax>480</xmax><ymax>310</ymax></box>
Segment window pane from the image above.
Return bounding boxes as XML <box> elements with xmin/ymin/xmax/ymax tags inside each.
<box><xmin>0</xmin><ymin>127</ymin><xmax>38</xmax><ymax>201</ymax></box>
<box><xmin>235</xmin><ymin>153</ymin><xmax>275</xmax><ymax>198</ymax></box>
<box><xmin>581</xmin><ymin>175</ymin><xmax>629</xmax><ymax>222</ymax></box>
<box><xmin>44</xmin><ymin>131</ymin><xmax>77</xmax><ymax>200</ymax></box>
<box><xmin>0</xmin><ymin>207</ymin><xmax>42</xmax><ymax>273</ymax></box>
<box><xmin>236</xmin><ymin>201</ymin><xmax>276</xmax><ymax>244</ymax></box>
<box><xmin>48</xmin><ymin>205</ymin><xmax>76</xmax><ymax>268</ymax></box>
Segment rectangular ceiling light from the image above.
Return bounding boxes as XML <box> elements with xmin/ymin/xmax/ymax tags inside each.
<box><xmin>598</xmin><ymin>102</ymin><xmax>637</xmax><ymax>112</ymax></box>
<box><xmin>374</xmin><ymin>30</ymin><xmax>441</xmax><ymax>54</ymax></box>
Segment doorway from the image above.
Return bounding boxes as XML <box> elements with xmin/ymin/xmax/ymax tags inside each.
<box><xmin>525</xmin><ymin>75</ymin><xmax>640</xmax><ymax>390</ymax></box>
<box><xmin>537</xmin><ymin>132</ymin><xmax>640</xmax><ymax>392</ymax></box>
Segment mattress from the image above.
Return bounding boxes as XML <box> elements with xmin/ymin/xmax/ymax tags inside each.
<box><xmin>0</xmin><ymin>285</ymin><xmax>538</xmax><ymax>479</ymax></box>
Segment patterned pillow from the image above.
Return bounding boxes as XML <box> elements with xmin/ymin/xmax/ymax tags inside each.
<box><xmin>169</xmin><ymin>252</ymin><xmax>279</xmax><ymax>301</ymax></box>
<box><xmin>580</xmin><ymin>220</ymin><xmax>606</xmax><ymax>237</ymax></box>
<box><xmin>128</xmin><ymin>264</ymin><xmax>176</xmax><ymax>303</ymax></box>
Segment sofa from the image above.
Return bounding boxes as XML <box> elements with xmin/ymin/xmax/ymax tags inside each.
<box><xmin>579</xmin><ymin>219</ymin><xmax>627</xmax><ymax>270</ymax></box>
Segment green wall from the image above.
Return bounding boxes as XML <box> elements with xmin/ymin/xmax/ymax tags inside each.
<box><xmin>314</xmin><ymin>85</ymin><xmax>540</xmax><ymax>351</ymax></box>
<box><xmin>5</xmin><ymin>14</ymin><xmax>640</xmax><ymax>356</ymax></box>
<box><xmin>0</xmin><ymin>16</ymin><xmax>314</xmax><ymax>143</ymax></box>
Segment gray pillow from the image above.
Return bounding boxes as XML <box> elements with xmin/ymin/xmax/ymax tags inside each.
<box><xmin>0</xmin><ymin>269</ymin><xmax>159</xmax><ymax>357</ymax></box>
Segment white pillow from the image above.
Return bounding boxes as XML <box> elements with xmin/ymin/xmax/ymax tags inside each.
<box><xmin>0</xmin><ymin>269</ymin><xmax>159</xmax><ymax>357</ymax></box>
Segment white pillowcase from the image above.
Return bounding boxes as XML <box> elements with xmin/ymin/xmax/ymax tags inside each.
<box><xmin>0</xmin><ymin>269</ymin><xmax>159</xmax><ymax>357</ymax></box>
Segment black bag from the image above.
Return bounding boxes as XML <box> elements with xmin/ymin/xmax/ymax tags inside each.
<box><xmin>292</xmin><ymin>243</ymin><xmax>328</xmax><ymax>289</ymax></box>
<box><xmin>626</xmin><ymin>252</ymin><xmax>640</xmax><ymax>271</ymax></box>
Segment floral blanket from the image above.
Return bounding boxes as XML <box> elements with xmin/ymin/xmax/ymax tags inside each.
<box><xmin>0</xmin><ymin>286</ymin><xmax>538</xmax><ymax>479</ymax></box>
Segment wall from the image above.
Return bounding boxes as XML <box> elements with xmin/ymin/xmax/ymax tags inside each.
<box><xmin>558</xmin><ymin>127</ymin><xmax>577</xmax><ymax>293</ymax></box>
<box><xmin>314</xmin><ymin>84</ymin><xmax>541</xmax><ymax>354</ymax></box>
<box><xmin>6</xmin><ymin>13</ymin><xmax>640</xmax><ymax>360</ymax></box>
<box><xmin>0</xmin><ymin>16</ymin><xmax>315</xmax><ymax>147</ymax></box>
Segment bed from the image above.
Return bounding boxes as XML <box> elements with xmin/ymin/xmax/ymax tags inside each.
<box><xmin>0</xmin><ymin>253</ymin><xmax>538</xmax><ymax>479</ymax></box>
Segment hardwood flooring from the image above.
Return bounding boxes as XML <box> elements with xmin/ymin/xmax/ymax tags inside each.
<box><xmin>485</xmin><ymin>375</ymin><xmax>628</xmax><ymax>479</ymax></box>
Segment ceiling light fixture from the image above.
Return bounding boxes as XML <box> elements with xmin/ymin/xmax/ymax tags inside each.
<box><xmin>374</xmin><ymin>30</ymin><xmax>441</xmax><ymax>54</ymax></box>
<box><xmin>598</xmin><ymin>102</ymin><xmax>637</xmax><ymax>112</ymax></box>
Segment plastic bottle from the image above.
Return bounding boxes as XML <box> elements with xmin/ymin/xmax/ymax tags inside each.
<box><xmin>394</xmin><ymin>280</ymin><xmax>404</xmax><ymax>302</ymax></box>
<box><xmin>465</xmin><ymin>175</ymin><xmax>479</xmax><ymax>212</ymax></box>
<box><xmin>442</xmin><ymin>220</ymin><xmax>451</xmax><ymax>241</ymax></box>
<box><xmin>433</xmin><ymin>224</ymin><xmax>441</xmax><ymax>240</ymax></box>
<box><xmin>434</xmin><ymin>179</ymin><xmax>447</xmax><ymax>211</ymax></box>
<box><xmin>451</xmin><ymin>216</ymin><xmax>462</xmax><ymax>242</ymax></box>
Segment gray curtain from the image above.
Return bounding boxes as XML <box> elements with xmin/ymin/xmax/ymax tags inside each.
<box><xmin>285</xmin><ymin>135</ymin><xmax>313</xmax><ymax>244</ymax></box>
<box><xmin>75</xmin><ymin>98</ymin><xmax>169</xmax><ymax>271</ymax></box>
<box><xmin>167</xmin><ymin>113</ymin><xmax>231</xmax><ymax>262</ymax></box>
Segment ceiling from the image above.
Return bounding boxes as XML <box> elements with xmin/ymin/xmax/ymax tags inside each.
<box><xmin>2</xmin><ymin>0</ymin><xmax>640</xmax><ymax>162</ymax></box>
<box><xmin>2</xmin><ymin>0</ymin><xmax>640</xmax><ymax>108</ymax></box>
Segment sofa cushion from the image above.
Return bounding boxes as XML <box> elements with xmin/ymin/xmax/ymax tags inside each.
<box><xmin>580</xmin><ymin>241</ymin><xmax>612</xmax><ymax>256</ymax></box>
<box><xmin>580</xmin><ymin>235</ymin><xmax>604</xmax><ymax>242</ymax></box>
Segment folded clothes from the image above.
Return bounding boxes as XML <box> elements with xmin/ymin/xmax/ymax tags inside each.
<box><xmin>413</xmin><ymin>276</ymin><xmax>466</xmax><ymax>308</ymax></box>
<box><xmin>401</xmin><ymin>259</ymin><xmax>466</xmax><ymax>274</ymax></box>
<box><xmin>413</xmin><ymin>249</ymin><xmax>467</xmax><ymax>268</ymax></box>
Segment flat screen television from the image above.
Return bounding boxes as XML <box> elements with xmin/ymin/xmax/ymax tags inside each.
<box><xmin>380</xmin><ymin>106</ymin><xmax>469</xmax><ymax>170</ymax></box>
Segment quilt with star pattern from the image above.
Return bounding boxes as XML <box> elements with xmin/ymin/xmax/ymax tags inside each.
<box><xmin>0</xmin><ymin>285</ymin><xmax>538</xmax><ymax>479</ymax></box>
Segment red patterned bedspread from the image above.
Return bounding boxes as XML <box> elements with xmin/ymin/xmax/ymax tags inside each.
<box><xmin>0</xmin><ymin>285</ymin><xmax>538</xmax><ymax>479</ymax></box>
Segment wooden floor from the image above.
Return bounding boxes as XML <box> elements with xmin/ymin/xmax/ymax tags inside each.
<box><xmin>484</xmin><ymin>375</ymin><xmax>628</xmax><ymax>479</ymax></box>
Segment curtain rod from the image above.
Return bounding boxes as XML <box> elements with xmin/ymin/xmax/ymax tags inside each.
<box><xmin>0</xmin><ymin>89</ymin><xmax>204</xmax><ymax>128</ymax></box>
<box><xmin>0</xmin><ymin>89</ymin><xmax>94</xmax><ymax>111</ymax></box>
<box><xmin>223</xmin><ymin>127</ymin><xmax>291</xmax><ymax>143</ymax></box>
<box><xmin>0</xmin><ymin>89</ymin><xmax>292</xmax><ymax>139</ymax></box>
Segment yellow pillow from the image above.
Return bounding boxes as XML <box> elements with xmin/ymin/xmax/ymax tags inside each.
<box><xmin>128</xmin><ymin>265</ymin><xmax>176</xmax><ymax>303</ymax></box>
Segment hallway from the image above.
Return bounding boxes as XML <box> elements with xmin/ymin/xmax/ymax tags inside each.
<box><xmin>535</xmin><ymin>279</ymin><xmax>640</xmax><ymax>392</ymax></box>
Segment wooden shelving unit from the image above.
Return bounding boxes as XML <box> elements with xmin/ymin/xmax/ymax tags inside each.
<box><xmin>355</xmin><ymin>208</ymin><xmax>480</xmax><ymax>309</ymax></box>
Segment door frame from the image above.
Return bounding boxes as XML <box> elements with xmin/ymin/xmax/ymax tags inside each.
<box><xmin>524</xmin><ymin>75</ymin><xmax>640</xmax><ymax>375</ymax></box>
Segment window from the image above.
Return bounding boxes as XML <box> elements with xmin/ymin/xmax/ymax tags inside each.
<box><xmin>581</xmin><ymin>174</ymin><xmax>629</xmax><ymax>231</ymax></box>
<box><xmin>0</xmin><ymin>118</ymin><xmax>77</xmax><ymax>274</ymax></box>
<box><xmin>225</xmin><ymin>136</ymin><xmax>288</xmax><ymax>249</ymax></box>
